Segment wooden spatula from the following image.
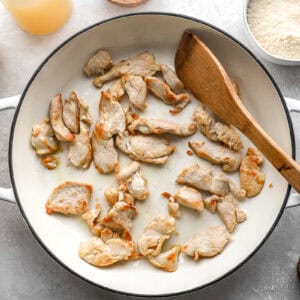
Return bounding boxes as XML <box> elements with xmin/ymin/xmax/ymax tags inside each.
<box><xmin>175</xmin><ymin>31</ymin><xmax>300</xmax><ymax>192</ymax></box>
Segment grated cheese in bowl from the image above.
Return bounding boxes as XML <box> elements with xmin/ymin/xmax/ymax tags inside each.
<box><xmin>247</xmin><ymin>0</ymin><xmax>300</xmax><ymax>60</ymax></box>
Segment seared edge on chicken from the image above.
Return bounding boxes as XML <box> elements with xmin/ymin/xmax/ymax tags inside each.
<box><xmin>189</xmin><ymin>141</ymin><xmax>241</xmax><ymax>172</ymax></box>
<box><xmin>41</xmin><ymin>155</ymin><xmax>57</xmax><ymax>170</ymax></box>
<box><xmin>79</xmin><ymin>236</ymin><xmax>135</xmax><ymax>267</ymax></box>
<box><xmin>82</xmin><ymin>203</ymin><xmax>103</xmax><ymax>236</ymax></box>
<box><xmin>174</xmin><ymin>186</ymin><xmax>204</xmax><ymax>212</ymax></box>
<box><xmin>46</xmin><ymin>181</ymin><xmax>92</xmax><ymax>215</ymax></box>
<box><xmin>83</xmin><ymin>49</ymin><xmax>112</xmax><ymax>77</ymax></box>
<box><xmin>240</xmin><ymin>147</ymin><xmax>265</xmax><ymax>197</ymax></box>
<box><xmin>137</xmin><ymin>215</ymin><xmax>176</xmax><ymax>256</ymax></box>
<box><xmin>148</xmin><ymin>246</ymin><xmax>181</xmax><ymax>272</ymax></box>
<box><xmin>31</xmin><ymin>118</ymin><xmax>59</xmax><ymax>156</ymax></box>
<box><xmin>160</xmin><ymin>64</ymin><xmax>184</xmax><ymax>94</ymax></box>
<box><xmin>62</xmin><ymin>91</ymin><xmax>80</xmax><ymax>134</ymax></box>
<box><xmin>193</xmin><ymin>106</ymin><xmax>243</xmax><ymax>151</ymax></box>
<box><xmin>50</xmin><ymin>94</ymin><xmax>74</xmax><ymax>142</ymax></box>
<box><xmin>182</xmin><ymin>225</ymin><xmax>230</xmax><ymax>260</ymax></box>
<box><xmin>93</xmin><ymin>51</ymin><xmax>160</xmax><ymax>88</ymax></box>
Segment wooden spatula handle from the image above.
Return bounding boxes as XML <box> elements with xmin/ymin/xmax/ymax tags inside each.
<box><xmin>239</xmin><ymin>112</ymin><xmax>300</xmax><ymax>192</ymax></box>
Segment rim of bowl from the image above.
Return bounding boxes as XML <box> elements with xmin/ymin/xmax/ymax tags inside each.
<box><xmin>243</xmin><ymin>0</ymin><xmax>300</xmax><ymax>64</ymax></box>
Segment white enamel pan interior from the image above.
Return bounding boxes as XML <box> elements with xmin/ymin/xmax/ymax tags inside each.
<box><xmin>5</xmin><ymin>13</ymin><xmax>296</xmax><ymax>296</ymax></box>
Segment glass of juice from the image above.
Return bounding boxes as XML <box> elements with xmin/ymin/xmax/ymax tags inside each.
<box><xmin>1</xmin><ymin>0</ymin><xmax>72</xmax><ymax>35</ymax></box>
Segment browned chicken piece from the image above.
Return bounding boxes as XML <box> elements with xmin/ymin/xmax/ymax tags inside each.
<box><xmin>100</xmin><ymin>227</ymin><xmax>114</xmax><ymax>242</ymax></box>
<box><xmin>174</xmin><ymin>186</ymin><xmax>204</xmax><ymax>212</ymax></box>
<box><xmin>160</xmin><ymin>64</ymin><xmax>184</xmax><ymax>94</ymax></box>
<box><xmin>169</xmin><ymin>97</ymin><xmax>192</xmax><ymax>114</ymax></box>
<box><xmin>41</xmin><ymin>156</ymin><xmax>57</xmax><ymax>170</ymax></box>
<box><xmin>79</xmin><ymin>236</ymin><xmax>135</xmax><ymax>267</ymax></box>
<box><xmin>62</xmin><ymin>91</ymin><xmax>80</xmax><ymax>134</ymax></box>
<box><xmin>176</xmin><ymin>163</ymin><xmax>230</xmax><ymax>196</ymax></box>
<box><xmin>216</xmin><ymin>194</ymin><xmax>237</xmax><ymax>233</ymax></box>
<box><xmin>182</xmin><ymin>225</ymin><xmax>230</xmax><ymax>260</ymax></box>
<box><xmin>31</xmin><ymin>119</ymin><xmax>60</xmax><ymax>156</ymax></box>
<box><xmin>46</xmin><ymin>181</ymin><xmax>92</xmax><ymax>215</ymax></box>
<box><xmin>123</xmin><ymin>192</ymin><xmax>135</xmax><ymax>206</ymax></box>
<box><xmin>68</xmin><ymin>101</ymin><xmax>93</xmax><ymax>169</ymax></box>
<box><xmin>127</xmin><ymin>171</ymin><xmax>149</xmax><ymax>201</ymax></box>
<box><xmin>107</xmin><ymin>79</ymin><xmax>125</xmax><ymax>101</ymax></box>
<box><xmin>83</xmin><ymin>49</ymin><xmax>112</xmax><ymax>77</ymax></box>
<box><xmin>137</xmin><ymin>215</ymin><xmax>176</xmax><ymax>256</ymax></box>
<box><xmin>50</xmin><ymin>94</ymin><xmax>74</xmax><ymax>142</ymax></box>
<box><xmin>189</xmin><ymin>141</ymin><xmax>242</xmax><ymax>172</ymax></box>
<box><xmin>121</xmin><ymin>75</ymin><xmax>147</xmax><ymax>111</ymax></box>
<box><xmin>116</xmin><ymin>134</ymin><xmax>176</xmax><ymax>165</ymax></box>
<box><xmin>128</xmin><ymin>117</ymin><xmax>197</xmax><ymax>136</ymax></box>
<box><xmin>100</xmin><ymin>201</ymin><xmax>137</xmax><ymax>233</ymax></box>
<box><xmin>116</xmin><ymin>161</ymin><xmax>141</xmax><ymax>183</ymax></box>
<box><xmin>104</xmin><ymin>187</ymin><xmax>119</xmax><ymax>206</ymax></box>
<box><xmin>145</xmin><ymin>76</ymin><xmax>191</xmax><ymax>113</ymax></box>
<box><xmin>99</xmin><ymin>91</ymin><xmax>126</xmax><ymax>139</ymax></box>
<box><xmin>92</xmin><ymin>122</ymin><xmax>118</xmax><ymax>174</ymax></box>
<box><xmin>93</xmin><ymin>51</ymin><xmax>160</xmax><ymax>88</ymax></box>
<box><xmin>233</xmin><ymin>199</ymin><xmax>247</xmax><ymax>223</ymax></box>
<box><xmin>161</xmin><ymin>193</ymin><xmax>181</xmax><ymax>218</ymax></box>
<box><xmin>82</xmin><ymin>203</ymin><xmax>103</xmax><ymax>236</ymax></box>
<box><xmin>204</xmin><ymin>195</ymin><xmax>222</xmax><ymax>213</ymax></box>
<box><xmin>228</xmin><ymin>179</ymin><xmax>246</xmax><ymax>201</ymax></box>
<box><xmin>240</xmin><ymin>147</ymin><xmax>265</xmax><ymax>197</ymax></box>
<box><xmin>193</xmin><ymin>106</ymin><xmax>243</xmax><ymax>151</ymax></box>
<box><xmin>148</xmin><ymin>246</ymin><xmax>181</xmax><ymax>272</ymax></box>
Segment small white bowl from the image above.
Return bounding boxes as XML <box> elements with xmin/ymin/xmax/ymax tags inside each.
<box><xmin>243</xmin><ymin>0</ymin><xmax>300</xmax><ymax>66</ymax></box>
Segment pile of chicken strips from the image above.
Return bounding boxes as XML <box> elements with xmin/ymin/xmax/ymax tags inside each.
<box><xmin>31</xmin><ymin>50</ymin><xmax>265</xmax><ymax>272</ymax></box>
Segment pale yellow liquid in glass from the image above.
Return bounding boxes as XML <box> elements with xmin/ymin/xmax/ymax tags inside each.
<box><xmin>1</xmin><ymin>0</ymin><xmax>72</xmax><ymax>35</ymax></box>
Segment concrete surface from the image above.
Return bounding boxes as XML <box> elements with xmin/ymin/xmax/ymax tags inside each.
<box><xmin>0</xmin><ymin>0</ymin><xmax>299</xmax><ymax>299</ymax></box>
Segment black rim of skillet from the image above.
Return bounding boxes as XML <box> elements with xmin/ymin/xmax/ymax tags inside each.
<box><xmin>8</xmin><ymin>12</ymin><xmax>295</xmax><ymax>298</ymax></box>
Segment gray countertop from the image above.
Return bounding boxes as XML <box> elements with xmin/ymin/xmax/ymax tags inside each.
<box><xmin>0</xmin><ymin>0</ymin><xmax>299</xmax><ymax>299</ymax></box>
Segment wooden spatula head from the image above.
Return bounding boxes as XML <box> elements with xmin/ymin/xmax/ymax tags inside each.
<box><xmin>175</xmin><ymin>31</ymin><xmax>246</xmax><ymax>127</ymax></box>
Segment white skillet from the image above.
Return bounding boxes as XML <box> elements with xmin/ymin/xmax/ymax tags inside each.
<box><xmin>0</xmin><ymin>13</ymin><xmax>299</xmax><ymax>297</ymax></box>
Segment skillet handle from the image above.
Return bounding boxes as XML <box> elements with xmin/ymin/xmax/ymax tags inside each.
<box><xmin>0</xmin><ymin>94</ymin><xmax>21</xmax><ymax>204</ymax></box>
<box><xmin>285</xmin><ymin>97</ymin><xmax>300</xmax><ymax>208</ymax></box>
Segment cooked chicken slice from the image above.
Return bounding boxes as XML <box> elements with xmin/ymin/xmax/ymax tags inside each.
<box><xmin>107</xmin><ymin>79</ymin><xmax>125</xmax><ymax>101</ymax></box>
<box><xmin>50</xmin><ymin>94</ymin><xmax>74</xmax><ymax>142</ymax></box>
<box><xmin>99</xmin><ymin>91</ymin><xmax>126</xmax><ymax>138</ymax></box>
<box><xmin>148</xmin><ymin>246</ymin><xmax>180</xmax><ymax>272</ymax></box>
<box><xmin>104</xmin><ymin>187</ymin><xmax>119</xmax><ymax>206</ymax></box>
<box><xmin>240</xmin><ymin>147</ymin><xmax>265</xmax><ymax>197</ymax></box>
<box><xmin>92</xmin><ymin>122</ymin><xmax>118</xmax><ymax>174</ymax></box>
<box><xmin>174</xmin><ymin>186</ymin><xmax>204</xmax><ymax>212</ymax></box>
<box><xmin>169</xmin><ymin>97</ymin><xmax>191</xmax><ymax>115</ymax></box>
<box><xmin>79</xmin><ymin>236</ymin><xmax>134</xmax><ymax>267</ymax></box>
<box><xmin>82</xmin><ymin>204</ymin><xmax>103</xmax><ymax>236</ymax></box>
<box><xmin>41</xmin><ymin>155</ymin><xmax>57</xmax><ymax>170</ymax></box>
<box><xmin>121</xmin><ymin>75</ymin><xmax>147</xmax><ymax>111</ymax></box>
<box><xmin>204</xmin><ymin>195</ymin><xmax>222</xmax><ymax>213</ymax></box>
<box><xmin>233</xmin><ymin>199</ymin><xmax>247</xmax><ymax>223</ymax></box>
<box><xmin>137</xmin><ymin>215</ymin><xmax>176</xmax><ymax>256</ymax></box>
<box><xmin>123</xmin><ymin>192</ymin><xmax>135</xmax><ymax>206</ymax></box>
<box><xmin>145</xmin><ymin>76</ymin><xmax>191</xmax><ymax>113</ymax></box>
<box><xmin>193</xmin><ymin>106</ymin><xmax>243</xmax><ymax>151</ymax></box>
<box><xmin>68</xmin><ymin>101</ymin><xmax>93</xmax><ymax>169</ymax></box>
<box><xmin>216</xmin><ymin>194</ymin><xmax>237</xmax><ymax>233</ymax></box>
<box><xmin>46</xmin><ymin>181</ymin><xmax>92</xmax><ymax>215</ymax></box>
<box><xmin>228</xmin><ymin>179</ymin><xmax>246</xmax><ymax>201</ymax></box>
<box><xmin>62</xmin><ymin>91</ymin><xmax>80</xmax><ymax>134</ymax></box>
<box><xmin>116</xmin><ymin>134</ymin><xmax>176</xmax><ymax>165</ymax></box>
<box><xmin>116</xmin><ymin>161</ymin><xmax>141</xmax><ymax>183</ymax></box>
<box><xmin>31</xmin><ymin>119</ymin><xmax>59</xmax><ymax>156</ymax></box>
<box><xmin>83</xmin><ymin>49</ymin><xmax>112</xmax><ymax>77</ymax></box>
<box><xmin>189</xmin><ymin>141</ymin><xmax>241</xmax><ymax>172</ymax></box>
<box><xmin>93</xmin><ymin>51</ymin><xmax>160</xmax><ymax>88</ymax></box>
<box><xmin>128</xmin><ymin>117</ymin><xmax>197</xmax><ymax>136</ymax></box>
<box><xmin>100</xmin><ymin>227</ymin><xmax>114</xmax><ymax>242</ymax></box>
<box><xmin>127</xmin><ymin>171</ymin><xmax>149</xmax><ymax>201</ymax></box>
<box><xmin>182</xmin><ymin>225</ymin><xmax>230</xmax><ymax>260</ymax></box>
<box><xmin>176</xmin><ymin>163</ymin><xmax>230</xmax><ymax>196</ymax></box>
<box><xmin>161</xmin><ymin>64</ymin><xmax>184</xmax><ymax>94</ymax></box>
<box><xmin>100</xmin><ymin>201</ymin><xmax>137</xmax><ymax>233</ymax></box>
<box><xmin>168</xmin><ymin>200</ymin><xmax>181</xmax><ymax>218</ymax></box>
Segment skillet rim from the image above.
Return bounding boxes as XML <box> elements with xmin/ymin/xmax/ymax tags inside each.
<box><xmin>8</xmin><ymin>12</ymin><xmax>294</xmax><ymax>297</ymax></box>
